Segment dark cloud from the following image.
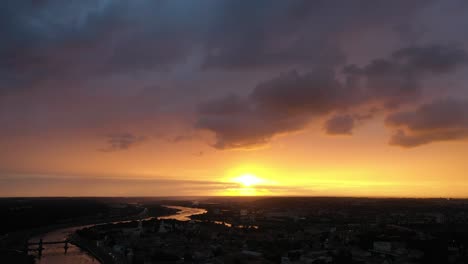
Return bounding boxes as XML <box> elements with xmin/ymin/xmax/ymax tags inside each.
<box><xmin>344</xmin><ymin>44</ymin><xmax>468</xmax><ymax>108</ymax></box>
<box><xmin>196</xmin><ymin>69</ymin><xmax>359</xmax><ymax>149</ymax></box>
<box><xmin>0</xmin><ymin>0</ymin><xmax>193</xmax><ymax>93</ymax></box>
<box><xmin>202</xmin><ymin>0</ymin><xmax>432</xmax><ymax>70</ymax></box>
<box><xmin>196</xmin><ymin>93</ymin><xmax>310</xmax><ymax>149</ymax></box>
<box><xmin>251</xmin><ymin>70</ymin><xmax>348</xmax><ymax>115</ymax></box>
<box><xmin>324</xmin><ymin>115</ymin><xmax>355</xmax><ymax>135</ymax></box>
<box><xmin>197</xmin><ymin>45</ymin><xmax>468</xmax><ymax>149</ymax></box>
<box><xmin>387</xmin><ymin>99</ymin><xmax>468</xmax><ymax>130</ymax></box>
<box><xmin>195</xmin><ymin>70</ymin><xmax>346</xmax><ymax>148</ymax></box>
<box><xmin>388</xmin><ymin>129</ymin><xmax>468</xmax><ymax>148</ymax></box>
<box><xmin>392</xmin><ymin>45</ymin><xmax>468</xmax><ymax>73</ymax></box>
<box><xmin>202</xmin><ymin>1</ymin><xmax>343</xmax><ymax>70</ymax></box>
<box><xmin>100</xmin><ymin>133</ymin><xmax>147</xmax><ymax>152</ymax></box>
<box><xmin>1</xmin><ymin>0</ymin><xmax>468</xmax><ymax>153</ymax></box>
<box><xmin>0</xmin><ymin>0</ymin><xmax>432</xmax><ymax>92</ymax></box>
<box><xmin>386</xmin><ymin>99</ymin><xmax>468</xmax><ymax>147</ymax></box>
<box><xmin>197</xmin><ymin>115</ymin><xmax>307</xmax><ymax>150</ymax></box>
<box><xmin>198</xmin><ymin>94</ymin><xmax>250</xmax><ymax>116</ymax></box>
<box><xmin>0</xmin><ymin>1</ymin><xmax>455</xmax><ymax>95</ymax></box>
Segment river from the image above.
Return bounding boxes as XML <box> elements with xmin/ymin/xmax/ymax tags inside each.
<box><xmin>157</xmin><ymin>205</ymin><xmax>207</xmax><ymax>221</ymax></box>
<box><xmin>28</xmin><ymin>206</ymin><xmax>207</xmax><ymax>264</ymax></box>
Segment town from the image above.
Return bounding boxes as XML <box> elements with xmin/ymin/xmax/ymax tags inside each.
<box><xmin>71</xmin><ymin>197</ymin><xmax>468</xmax><ymax>264</ymax></box>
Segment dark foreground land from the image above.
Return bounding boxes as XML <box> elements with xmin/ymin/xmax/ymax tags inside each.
<box><xmin>1</xmin><ymin>197</ymin><xmax>468</xmax><ymax>263</ymax></box>
<box><xmin>0</xmin><ymin>197</ymin><xmax>177</xmax><ymax>263</ymax></box>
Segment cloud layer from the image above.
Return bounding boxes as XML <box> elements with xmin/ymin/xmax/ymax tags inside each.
<box><xmin>100</xmin><ymin>133</ymin><xmax>147</xmax><ymax>152</ymax></box>
<box><xmin>387</xmin><ymin>99</ymin><xmax>468</xmax><ymax>147</ymax></box>
<box><xmin>197</xmin><ymin>45</ymin><xmax>468</xmax><ymax>149</ymax></box>
<box><xmin>324</xmin><ymin>115</ymin><xmax>355</xmax><ymax>135</ymax></box>
<box><xmin>0</xmin><ymin>0</ymin><xmax>468</xmax><ymax>153</ymax></box>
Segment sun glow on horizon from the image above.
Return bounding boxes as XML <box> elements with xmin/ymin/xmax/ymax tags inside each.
<box><xmin>233</xmin><ymin>173</ymin><xmax>263</xmax><ymax>187</ymax></box>
<box><xmin>218</xmin><ymin>172</ymin><xmax>273</xmax><ymax>196</ymax></box>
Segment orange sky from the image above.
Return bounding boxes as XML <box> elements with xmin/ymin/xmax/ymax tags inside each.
<box><xmin>1</xmin><ymin>120</ymin><xmax>467</xmax><ymax>197</ymax></box>
<box><xmin>1</xmin><ymin>1</ymin><xmax>468</xmax><ymax>197</ymax></box>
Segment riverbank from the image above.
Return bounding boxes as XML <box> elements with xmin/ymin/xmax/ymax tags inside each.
<box><xmin>24</xmin><ymin>205</ymin><xmax>182</xmax><ymax>263</ymax></box>
<box><xmin>0</xmin><ymin>204</ymin><xmax>175</xmax><ymax>264</ymax></box>
<box><xmin>67</xmin><ymin>205</ymin><xmax>208</xmax><ymax>264</ymax></box>
<box><xmin>27</xmin><ymin>204</ymin><xmax>179</xmax><ymax>243</ymax></box>
<box><xmin>69</xmin><ymin>233</ymin><xmax>114</xmax><ymax>264</ymax></box>
<box><xmin>2</xmin><ymin>206</ymin><xmax>146</xmax><ymax>252</ymax></box>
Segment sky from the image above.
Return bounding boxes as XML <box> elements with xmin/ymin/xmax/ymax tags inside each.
<box><xmin>1</xmin><ymin>0</ymin><xmax>468</xmax><ymax>197</ymax></box>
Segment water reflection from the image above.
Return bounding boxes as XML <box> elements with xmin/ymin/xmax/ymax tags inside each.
<box><xmin>30</xmin><ymin>226</ymin><xmax>97</xmax><ymax>264</ymax></box>
<box><xmin>157</xmin><ymin>205</ymin><xmax>207</xmax><ymax>221</ymax></box>
<box><xmin>213</xmin><ymin>221</ymin><xmax>232</xmax><ymax>227</ymax></box>
<box><xmin>28</xmin><ymin>205</ymin><xmax>207</xmax><ymax>263</ymax></box>
<box><xmin>213</xmin><ymin>221</ymin><xmax>258</xmax><ymax>229</ymax></box>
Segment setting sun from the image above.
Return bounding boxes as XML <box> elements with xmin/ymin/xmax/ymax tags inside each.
<box><xmin>222</xmin><ymin>173</ymin><xmax>271</xmax><ymax>196</ymax></box>
<box><xmin>233</xmin><ymin>174</ymin><xmax>263</xmax><ymax>187</ymax></box>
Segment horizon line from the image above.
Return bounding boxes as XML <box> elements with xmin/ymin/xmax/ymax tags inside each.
<box><xmin>0</xmin><ymin>195</ymin><xmax>466</xmax><ymax>199</ymax></box>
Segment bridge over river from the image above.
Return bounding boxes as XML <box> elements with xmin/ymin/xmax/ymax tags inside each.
<box><xmin>28</xmin><ymin>205</ymin><xmax>207</xmax><ymax>264</ymax></box>
<box><xmin>27</xmin><ymin>238</ymin><xmax>70</xmax><ymax>256</ymax></box>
